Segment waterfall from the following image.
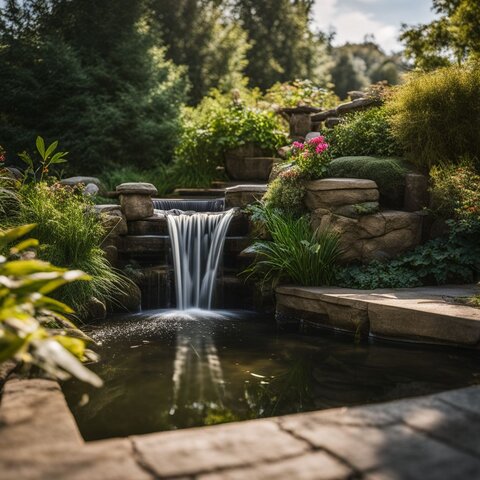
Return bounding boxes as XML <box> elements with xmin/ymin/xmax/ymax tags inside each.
<box><xmin>166</xmin><ymin>210</ymin><xmax>234</xmax><ymax>310</ymax></box>
<box><xmin>154</xmin><ymin>198</ymin><xmax>225</xmax><ymax>212</ymax></box>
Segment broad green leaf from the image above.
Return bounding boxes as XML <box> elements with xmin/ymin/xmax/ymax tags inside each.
<box><xmin>44</xmin><ymin>140</ymin><xmax>58</xmax><ymax>159</ymax></box>
<box><xmin>0</xmin><ymin>259</ymin><xmax>63</xmax><ymax>276</ymax></box>
<box><xmin>0</xmin><ymin>225</ymin><xmax>36</xmax><ymax>249</ymax></box>
<box><xmin>36</xmin><ymin>136</ymin><xmax>46</xmax><ymax>158</ymax></box>
<box><xmin>9</xmin><ymin>238</ymin><xmax>39</xmax><ymax>254</ymax></box>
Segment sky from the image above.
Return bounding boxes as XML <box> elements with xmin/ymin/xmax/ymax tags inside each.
<box><xmin>312</xmin><ymin>0</ymin><xmax>438</xmax><ymax>53</ymax></box>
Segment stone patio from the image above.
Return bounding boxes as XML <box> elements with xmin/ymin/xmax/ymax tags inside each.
<box><xmin>2</xmin><ymin>375</ymin><xmax>480</xmax><ymax>479</ymax></box>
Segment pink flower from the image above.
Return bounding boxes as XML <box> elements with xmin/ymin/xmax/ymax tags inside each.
<box><xmin>308</xmin><ymin>136</ymin><xmax>326</xmax><ymax>146</ymax></box>
<box><xmin>292</xmin><ymin>141</ymin><xmax>304</xmax><ymax>150</ymax></box>
<box><xmin>315</xmin><ymin>143</ymin><xmax>328</xmax><ymax>154</ymax></box>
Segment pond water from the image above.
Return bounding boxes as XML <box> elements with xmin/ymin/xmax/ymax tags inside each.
<box><xmin>63</xmin><ymin>310</ymin><xmax>480</xmax><ymax>441</ymax></box>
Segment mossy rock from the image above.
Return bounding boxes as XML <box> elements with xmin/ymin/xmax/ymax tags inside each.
<box><xmin>326</xmin><ymin>156</ymin><xmax>413</xmax><ymax>208</ymax></box>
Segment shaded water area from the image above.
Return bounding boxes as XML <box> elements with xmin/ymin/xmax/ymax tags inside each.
<box><xmin>63</xmin><ymin>311</ymin><xmax>480</xmax><ymax>441</ymax></box>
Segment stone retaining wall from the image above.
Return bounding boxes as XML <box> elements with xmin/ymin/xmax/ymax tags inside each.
<box><xmin>305</xmin><ymin>178</ymin><xmax>423</xmax><ymax>263</ymax></box>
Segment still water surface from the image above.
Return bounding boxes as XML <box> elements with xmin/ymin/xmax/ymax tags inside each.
<box><xmin>63</xmin><ymin>310</ymin><xmax>480</xmax><ymax>441</ymax></box>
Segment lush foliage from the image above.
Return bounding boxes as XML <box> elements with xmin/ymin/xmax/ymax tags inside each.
<box><xmin>430</xmin><ymin>162</ymin><xmax>480</xmax><ymax>225</ymax></box>
<box><xmin>388</xmin><ymin>64</ymin><xmax>480</xmax><ymax>170</ymax></box>
<box><xmin>289</xmin><ymin>136</ymin><xmax>332</xmax><ymax>178</ymax></box>
<box><xmin>13</xmin><ymin>182</ymin><xmax>128</xmax><ymax>317</ymax></box>
<box><xmin>264</xmin><ymin>80</ymin><xmax>338</xmax><ymax>109</ymax></box>
<box><xmin>401</xmin><ymin>0</ymin><xmax>480</xmax><ymax>69</ymax></box>
<box><xmin>0</xmin><ymin>0</ymin><xmax>188</xmax><ymax>173</ymax></box>
<box><xmin>246</xmin><ymin>206</ymin><xmax>341</xmax><ymax>287</ymax></box>
<box><xmin>235</xmin><ymin>0</ymin><xmax>332</xmax><ymax>90</ymax></box>
<box><xmin>324</xmin><ymin>107</ymin><xmax>402</xmax><ymax>159</ymax></box>
<box><xmin>172</xmin><ymin>99</ymin><xmax>287</xmax><ymax>188</ymax></box>
<box><xmin>0</xmin><ymin>224</ymin><xmax>101</xmax><ymax>386</ymax></box>
<box><xmin>326</xmin><ymin>156</ymin><xmax>410</xmax><ymax>207</ymax></box>
<box><xmin>336</xmin><ymin>225</ymin><xmax>480</xmax><ymax>289</ymax></box>
<box><xmin>263</xmin><ymin>167</ymin><xmax>307</xmax><ymax>216</ymax></box>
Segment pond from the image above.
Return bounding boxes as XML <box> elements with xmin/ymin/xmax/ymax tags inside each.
<box><xmin>63</xmin><ymin>310</ymin><xmax>480</xmax><ymax>441</ymax></box>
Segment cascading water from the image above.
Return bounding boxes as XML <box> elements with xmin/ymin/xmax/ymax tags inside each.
<box><xmin>165</xmin><ymin>209</ymin><xmax>234</xmax><ymax>310</ymax></box>
<box><xmin>153</xmin><ymin>198</ymin><xmax>225</xmax><ymax>212</ymax></box>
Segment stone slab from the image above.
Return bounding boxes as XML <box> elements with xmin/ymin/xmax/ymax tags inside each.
<box><xmin>116</xmin><ymin>182</ymin><xmax>157</xmax><ymax>196</ymax></box>
<box><xmin>132</xmin><ymin>419</ymin><xmax>308</xmax><ymax>477</ymax></box>
<box><xmin>306</xmin><ymin>178</ymin><xmax>378</xmax><ymax>191</ymax></box>
<box><xmin>276</xmin><ymin>285</ymin><xmax>480</xmax><ymax>347</ymax></box>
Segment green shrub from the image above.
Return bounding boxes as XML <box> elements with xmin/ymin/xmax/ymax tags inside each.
<box><xmin>14</xmin><ymin>183</ymin><xmax>128</xmax><ymax>317</ymax></box>
<box><xmin>264</xmin><ymin>79</ymin><xmax>338</xmax><ymax>109</ymax></box>
<box><xmin>172</xmin><ymin>100</ymin><xmax>287</xmax><ymax>189</ymax></box>
<box><xmin>326</xmin><ymin>156</ymin><xmax>411</xmax><ymax>207</ymax></box>
<box><xmin>324</xmin><ymin>107</ymin><xmax>402</xmax><ymax>158</ymax></box>
<box><xmin>430</xmin><ymin>161</ymin><xmax>480</xmax><ymax>226</ymax></box>
<box><xmin>245</xmin><ymin>206</ymin><xmax>341</xmax><ymax>287</ymax></box>
<box><xmin>263</xmin><ymin>166</ymin><xmax>307</xmax><ymax>215</ymax></box>
<box><xmin>0</xmin><ymin>224</ymin><xmax>101</xmax><ymax>386</ymax></box>
<box><xmin>388</xmin><ymin>63</ymin><xmax>480</xmax><ymax>170</ymax></box>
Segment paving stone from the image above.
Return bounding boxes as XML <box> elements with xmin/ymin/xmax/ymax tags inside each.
<box><xmin>282</xmin><ymin>421</ymin><xmax>480</xmax><ymax>478</ymax></box>
<box><xmin>132</xmin><ymin>419</ymin><xmax>308</xmax><ymax>477</ymax></box>
<box><xmin>434</xmin><ymin>386</ymin><xmax>480</xmax><ymax>416</ymax></box>
<box><xmin>198</xmin><ymin>451</ymin><xmax>352</xmax><ymax>480</ymax></box>
<box><xmin>1</xmin><ymin>438</ymin><xmax>153</xmax><ymax>480</ymax></box>
<box><xmin>306</xmin><ymin>178</ymin><xmax>378</xmax><ymax>191</ymax></box>
<box><xmin>0</xmin><ymin>378</ymin><xmax>83</xmax><ymax>452</ymax></box>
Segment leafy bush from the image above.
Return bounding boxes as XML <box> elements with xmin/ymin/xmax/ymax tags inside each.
<box><xmin>325</xmin><ymin>107</ymin><xmax>402</xmax><ymax>158</ymax></box>
<box><xmin>289</xmin><ymin>136</ymin><xmax>332</xmax><ymax>179</ymax></box>
<box><xmin>326</xmin><ymin>156</ymin><xmax>411</xmax><ymax>207</ymax></box>
<box><xmin>172</xmin><ymin>99</ymin><xmax>287</xmax><ymax>188</ymax></box>
<box><xmin>336</xmin><ymin>225</ymin><xmax>479</xmax><ymax>289</ymax></box>
<box><xmin>0</xmin><ymin>225</ymin><xmax>101</xmax><ymax>386</ymax></box>
<box><xmin>430</xmin><ymin>161</ymin><xmax>480</xmax><ymax>226</ymax></box>
<box><xmin>264</xmin><ymin>79</ymin><xmax>338</xmax><ymax>109</ymax></box>
<box><xmin>388</xmin><ymin>63</ymin><xmax>480</xmax><ymax>170</ymax></box>
<box><xmin>263</xmin><ymin>167</ymin><xmax>307</xmax><ymax>215</ymax></box>
<box><xmin>14</xmin><ymin>183</ymin><xmax>128</xmax><ymax>317</ymax></box>
<box><xmin>245</xmin><ymin>206</ymin><xmax>341</xmax><ymax>287</ymax></box>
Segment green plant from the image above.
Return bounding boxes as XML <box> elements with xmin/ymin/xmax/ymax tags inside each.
<box><xmin>430</xmin><ymin>161</ymin><xmax>480</xmax><ymax>226</ymax></box>
<box><xmin>14</xmin><ymin>183</ymin><xmax>129</xmax><ymax>317</ymax></box>
<box><xmin>172</xmin><ymin>100</ymin><xmax>287</xmax><ymax>188</ymax></box>
<box><xmin>19</xmin><ymin>136</ymin><xmax>68</xmax><ymax>182</ymax></box>
<box><xmin>326</xmin><ymin>156</ymin><xmax>410</xmax><ymax>207</ymax></box>
<box><xmin>245</xmin><ymin>206</ymin><xmax>341</xmax><ymax>287</ymax></box>
<box><xmin>324</xmin><ymin>107</ymin><xmax>402</xmax><ymax>158</ymax></box>
<box><xmin>0</xmin><ymin>224</ymin><xmax>101</xmax><ymax>386</ymax></box>
<box><xmin>263</xmin><ymin>167</ymin><xmax>307</xmax><ymax>215</ymax></box>
<box><xmin>289</xmin><ymin>136</ymin><xmax>332</xmax><ymax>179</ymax></box>
<box><xmin>336</xmin><ymin>226</ymin><xmax>480</xmax><ymax>289</ymax></box>
<box><xmin>388</xmin><ymin>63</ymin><xmax>480</xmax><ymax>170</ymax></box>
<box><xmin>264</xmin><ymin>80</ymin><xmax>338</xmax><ymax>109</ymax></box>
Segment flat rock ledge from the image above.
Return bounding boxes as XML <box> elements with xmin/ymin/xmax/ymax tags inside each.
<box><xmin>2</xmin><ymin>376</ymin><xmax>480</xmax><ymax>479</ymax></box>
<box><xmin>276</xmin><ymin>285</ymin><xmax>480</xmax><ymax>347</ymax></box>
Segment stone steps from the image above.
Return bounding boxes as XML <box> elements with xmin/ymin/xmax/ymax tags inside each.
<box><xmin>275</xmin><ymin>285</ymin><xmax>480</xmax><ymax>348</ymax></box>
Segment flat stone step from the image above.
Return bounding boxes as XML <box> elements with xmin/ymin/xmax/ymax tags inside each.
<box><xmin>276</xmin><ymin>285</ymin><xmax>480</xmax><ymax>348</ymax></box>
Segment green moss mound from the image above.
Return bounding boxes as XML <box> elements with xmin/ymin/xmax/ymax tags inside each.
<box><xmin>326</xmin><ymin>156</ymin><xmax>412</xmax><ymax>208</ymax></box>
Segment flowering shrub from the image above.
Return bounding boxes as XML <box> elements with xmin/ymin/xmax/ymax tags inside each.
<box><xmin>289</xmin><ymin>135</ymin><xmax>332</xmax><ymax>179</ymax></box>
<box><xmin>264</xmin><ymin>166</ymin><xmax>306</xmax><ymax>215</ymax></box>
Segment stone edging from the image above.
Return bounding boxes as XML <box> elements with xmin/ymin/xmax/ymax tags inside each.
<box><xmin>2</xmin><ymin>376</ymin><xmax>480</xmax><ymax>479</ymax></box>
<box><xmin>276</xmin><ymin>285</ymin><xmax>480</xmax><ymax>348</ymax></box>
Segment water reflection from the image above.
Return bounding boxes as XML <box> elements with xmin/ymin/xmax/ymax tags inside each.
<box><xmin>62</xmin><ymin>311</ymin><xmax>480</xmax><ymax>441</ymax></box>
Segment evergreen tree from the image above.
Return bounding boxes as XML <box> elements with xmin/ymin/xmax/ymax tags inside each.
<box><xmin>0</xmin><ymin>0</ymin><xmax>188</xmax><ymax>173</ymax></box>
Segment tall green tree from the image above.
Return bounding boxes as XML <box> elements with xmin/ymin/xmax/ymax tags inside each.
<box><xmin>401</xmin><ymin>0</ymin><xmax>480</xmax><ymax>69</ymax></box>
<box><xmin>151</xmin><ymin>0</ymin><xmax>250</xmax><ymax>103</ymax></box>
<box><xmin>234</xmin><ymin>0</ymin><xmax>331</xmax><ymax>90</ymax></box>
<box><xmin>0</xmin><ymin>0</ymin><xmax>188</xmax><ymax>173</ymax></box>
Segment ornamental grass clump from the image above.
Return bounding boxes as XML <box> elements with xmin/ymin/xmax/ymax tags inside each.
<box><xmin>246</xmin><ymin>206</ymin><xmax>341</xmax><ymax>287</ymax></box>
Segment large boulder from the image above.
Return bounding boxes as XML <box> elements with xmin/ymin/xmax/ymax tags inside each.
<box><xmin>60</xmin><ymin>176</ymin><xmax>103</xmax><ymax>190</ymax></box>
<box><xmin>225</xmin><ymin>184</ymin><xmax>267</xmax><ymax>208</ymax></box>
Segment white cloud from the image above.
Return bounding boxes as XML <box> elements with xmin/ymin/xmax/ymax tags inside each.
<box><xmin>312</xmin><ymin>0</ymin><xmax>402</xmax><ymax>53</ymax></box>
